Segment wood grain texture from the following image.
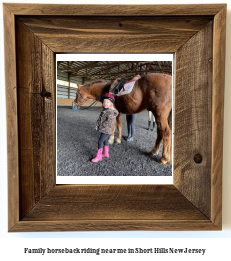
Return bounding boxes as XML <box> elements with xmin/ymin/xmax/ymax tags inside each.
<box><xmin>22</xmin><ymin>185</ymin><xmax>207</xmax><ymax>221</ymax></box>
<box><xmin>18</xmin><ymin>16</ymin><xmax>213</xmax><ymax>53</ymax></box>
<box><xmin>4</xmin><ymin>3</ymin><xmax>226</xmax><ymax>231</ymax></box>
<box><xmin>12</xmin><ymin>185</ymin><xmax>217</xmax><ymax>232</ymax></box>
<box><xmin>11</xmin><ymin>220</ymin><xmax>218</xmax><ymax>232</ymax></box>
<box><xmin>3</xmin><ymin>4</ymin><xmax>19</xmax><ymax>231</ymax></box>
<box><xmin>3</xmin><ymin>3</ymin><xmax>226</xmax><ymax>16</ymax></box>
<box><xmin>211</xmin><ymin>5</ymin><xmax>226</xmax><ymax>228</ymax></box>
<box><xmin>174</xmin><ymin>22</ymin><xmax>213</xmax><ymax>218</ymax></box>
<box><xmin>16</xmin><ymin>19</ymin><xmax>56</xmax><ymax>219</ymax></box>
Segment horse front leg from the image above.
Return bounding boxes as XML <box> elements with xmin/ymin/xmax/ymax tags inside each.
<box><xmin>108</xmin><ymin>119</ymin><xmax>116</xmax><ymax>145</ymax></box>
<box><xmin>115</xmin><ymin>112</ymin><xmax>123</xmax><ymax>144</ymax></box>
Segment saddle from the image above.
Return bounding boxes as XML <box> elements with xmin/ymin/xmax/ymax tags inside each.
<box><xmin>109</xmin><ymin>75</ymin><xmax>141</xmax><ymax>96</ymax></box>
<box><xmin>109</xmin><ymin>78</ymin><xmax>127</xmax><ymax>95</ymax></box>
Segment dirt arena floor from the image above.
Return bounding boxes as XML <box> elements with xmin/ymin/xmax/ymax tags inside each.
<box><xmin>57</xmin><ymin>105</ymin><xmax>172</xmax><ymax>176</ymax></box>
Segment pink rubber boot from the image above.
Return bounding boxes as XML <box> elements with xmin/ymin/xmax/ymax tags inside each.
<box><xmin>91</xmin><ymin>148</ymin><xmax>103</xmax><ymax>162</ymax></box>
<box><xmin>102</xmin><ymin>145</ymin><xmax>109</xmax><ymax>158</ymax></box>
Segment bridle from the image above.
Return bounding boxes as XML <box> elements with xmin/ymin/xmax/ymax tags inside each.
<box><xmin>75</xmin><ymin>86</ymin><xmax>88</xmax><ymax>105</ymax></box>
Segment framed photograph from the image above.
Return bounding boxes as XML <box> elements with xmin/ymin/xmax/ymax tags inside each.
<box><xmin>56</xmin><ymin>53</ymin><xmax>174</xmax><ymax>185</ymax></box>
<box><xmin>4</xmin><ymin>3</ymin><xmax>226</xmax><ymax>231</ymax></box>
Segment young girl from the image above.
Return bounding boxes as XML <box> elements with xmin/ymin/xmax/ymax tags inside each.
<box><xmin>91</xmin><ymin>93</ymin><xmax>119</xmax><ymax>163</ymax></box>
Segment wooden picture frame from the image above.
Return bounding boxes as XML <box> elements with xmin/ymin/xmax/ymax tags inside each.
<box><xmin>4</xmin><ymin>4</ymin><xmax>226</xmax><ymax>231</ymax></box>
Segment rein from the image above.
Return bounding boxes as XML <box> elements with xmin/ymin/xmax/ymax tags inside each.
<box><xmin>77</xmin><ymin>81</ymin><xmax>111</xmax><ymax>110</ymax></box>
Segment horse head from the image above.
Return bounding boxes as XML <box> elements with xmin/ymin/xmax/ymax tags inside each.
<box><xmin>75</xmin><ymin>80</ymin><xmax>111</xmax><ymax>108</ymax></box>
<box><xmin>75</xmin><ymin>83</ymin><xmax>89</xmax><ymax>108</ymax></box>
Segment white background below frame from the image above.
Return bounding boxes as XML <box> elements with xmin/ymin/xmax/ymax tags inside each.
<box><xmin>56</xmin><ymin>53</ymin><xmax>174</xmax><ymax>185</ymax></box>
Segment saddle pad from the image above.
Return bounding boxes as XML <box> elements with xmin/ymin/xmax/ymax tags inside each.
<box><xmin>116</xmin><ymin>80</ymin><xmax>136</xmax><ymax>96</ymax></box>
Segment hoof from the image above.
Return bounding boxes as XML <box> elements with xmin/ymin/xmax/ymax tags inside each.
<box><xmin>115</xmin><ymin>138</ymin><xmax>121</xmax><ymax>144</ymax></box>
<box><xmin>159</xmin><ymin>157</ymin><xmax>170</xmax><ymax>165</ymax></box>
<box><xmin>148</xmin><ymin>149</ymin><xmax>158</xmax><ymax>156</ymax></box>
<box><xmin>108</xmin><ymin>136</ymin><xmax>114</xmax><ymax>145</ymax></box>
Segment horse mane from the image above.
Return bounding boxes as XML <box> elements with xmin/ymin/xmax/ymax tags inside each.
<box><xmin>85</xmin><ymin>79</ymin><xmax>110</xmax><ymax>87</ymax></box>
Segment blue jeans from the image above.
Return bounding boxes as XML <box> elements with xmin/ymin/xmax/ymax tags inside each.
<box><xmin>126</xmin><ymin>114</ymin><xmax>137</xmax><ymax>140</ymax></box>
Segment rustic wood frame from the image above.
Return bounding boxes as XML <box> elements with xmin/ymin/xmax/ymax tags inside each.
<box><xmin>4</xmin><ymin>4</ymin><xmax>226</xmax><ymax>232</ymax></box>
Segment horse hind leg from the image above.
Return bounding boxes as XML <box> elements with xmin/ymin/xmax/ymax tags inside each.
<box><xmin>159</xmin><ymin>116</ymin><xmax>172</xmax><ymax>165</ymax></box>
<box><xmin>149</xmin><ymin>126</ymin><xmax>162</xmax><ymax>156</ymax></box>
<box><xmin>149</xmin><ymin>115</ymin><xmax>171</xmax><ymax>165</ymax></box>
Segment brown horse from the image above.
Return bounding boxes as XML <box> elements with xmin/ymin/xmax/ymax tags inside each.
<box><xmin>75</xmin><ymin>73</ymin><xmax>172</xmax><ymax>165</ymax></box>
